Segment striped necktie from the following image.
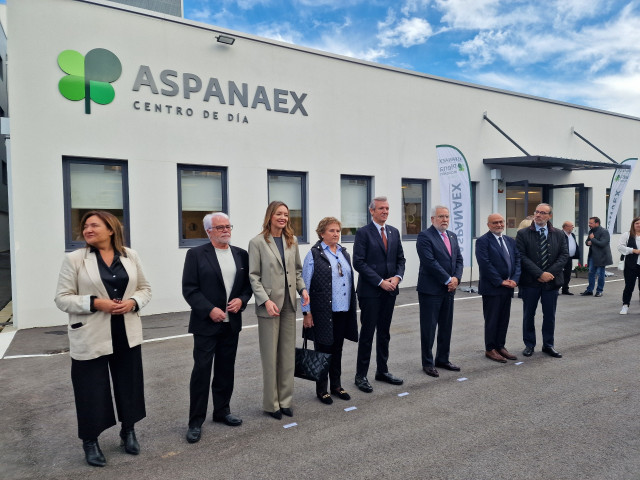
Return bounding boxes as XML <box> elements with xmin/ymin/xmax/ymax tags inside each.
<box><xmin>539</xmin><ymin>227</ymin><xmax>549</xmax><ymax>270</ymax></box>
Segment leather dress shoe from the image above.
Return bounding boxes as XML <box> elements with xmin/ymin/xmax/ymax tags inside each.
<box><xmin>542</xmin><ymin>346</ymin><xmax>563</xmax><ymax>358</ymax></box>
<box><xmin>266</xmin><ymin>410</ymin><xmax>282</xmax><ymax>420</ymax></box>
<box><xmin>82</xmin><ymin>439</ymin><xmax>106</xmax><ymax>467</ymax></box>
<box><xmin>522</xmin><ymin>346</ymin><xmax>534</xmax><ymax>357</ymax></box>
<box><xmin>213</xmin><ymin>413</ymin><xmax>242</xmax><ymax>427</ymax></box>
<box><xmin>119</xmin><ymin>426</ymin><xmax>140</xmax><ymax>455</ymax></box>
<box><xmin>317</xmin><ymin>392</ymin><xmax>333</xmax><ymax>405</ymax></box>
<box><xmin>435</xmin><ymin>361</ymin><xmax>461</xmax><ymax>371</ymax></box>
<box><xmin>485</xmin><ymin>349</ymin><xmax>507</xmax><ymax>363</ymax></box>
<box><xmin>561</xmin><ymin>290</ymin><xmax>574</xmax><ymax>295</ymax></box>
<box><xmin>355</xmin><ymin>375</ymin><xmax>373</xmax><ymax>393</ymax></box>
<box><xmin>186</xmin><ymin>426</ymin><xmax>202</xmax><ymax>443</ymax></box>
<box><xmin>331</xmin><ymin>387</ymin><xmax>351</xmax><ymax>401</ymax></box>
<box><xmin>423</xmin><ymin>366</ymin><xmax>439</xmax><ymax>377</ymax></box>
<box><xmin>497</xmin><ymin>348</ymin><xmax>517</xmax><ymax>361</ymax></box>
<box><xmin>594</xmin><ymin>292</ymin><xmax>603</xmax><ymax>297</ymax></box>
<box><xmin>375</xmin><ymin>371</ymin><xmax>404</xmax><ymax>385</ymax></box>
<box><xmin>580</xmin><ymin>290</ymin><xmax>593</xmax><ymax>296</ymax></box>
<box><xmin>280</xmin><ymin>407</ymin><xmax>293</xmax><ymax>417</ymax></box>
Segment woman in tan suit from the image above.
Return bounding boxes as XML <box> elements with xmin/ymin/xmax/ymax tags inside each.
<box><xmin>55</xmin><ymin>211</ymin><xmax>151</xmax><ymax>467</ymax></box>
<box><xmin>248</xmin><ymin>201</ymin><xmax>309</xmax><ymax>419</ymax></box>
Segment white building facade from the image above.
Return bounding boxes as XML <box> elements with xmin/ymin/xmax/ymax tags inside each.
<box><xmin>6</xmin><ymin>0</ymin><xmax>640</xmax><ymax>329</ymax></box>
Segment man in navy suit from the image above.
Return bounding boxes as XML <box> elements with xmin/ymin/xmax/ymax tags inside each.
<box><xmin>416</xmin><ymin>205</ymin><xmax>464</xmax><ymax>377</ymax></box>
<box><xmin>353</xmin><ymin>196</ymin><xmax>406</xmax><ymax>393</ymax></box>
<box><xmin>475</xmin><ymin>213</ymin><xmax>521</xmax><ymax>363</ymax></box>
<box><xmin>182</xmin><ymin>213</ymin><xmax>253</xmax><ymax>443</ymax></box>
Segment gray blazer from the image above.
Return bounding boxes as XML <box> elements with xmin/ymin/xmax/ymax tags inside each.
<box><xmin>248</xmin><ymin>233</ymin><xmax>306</xmax><ymax>318</ymax></box>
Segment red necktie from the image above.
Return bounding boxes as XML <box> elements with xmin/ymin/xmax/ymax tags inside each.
<box><xmin>381</xmin><ymin>227</ymin><xmax>388</xmax><ymax>251</ymax></box>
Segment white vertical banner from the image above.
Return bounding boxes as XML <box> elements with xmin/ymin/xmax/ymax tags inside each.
<box><xmin>436</xmin><ymin>145</ymin><xmax>473</xmax><ymax>266</ymax></box>
<box><xmin>606</xmin><ymin>158</ymin><xmax>637</xmax><ymax>235</ymax></box>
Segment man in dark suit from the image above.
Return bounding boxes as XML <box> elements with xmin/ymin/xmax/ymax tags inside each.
<box><xmin>580</xmin><ymin>216</ymin><xmax>613</xmax><ymax>297</ymax></box>
<box><xmin>353</xmin><ymin>196</ymin><xmax>406</xmax><ymax>393</ymax></box>
<box><xmin>516</xmin><ymin>203</ymin><xmax>568</xmax><ymax>358</ymax></box>
<box><xmin>416</xmin><ymin>205</ymin><xmax>464</xmax><ymax>377</ymax></box>
<box><xmin>475</xmin><ymin>213</ymin><xmax>521</xmax><ymax>363</ymax></box>
<box><xmin>561</xmin><ymin>221</ymin><xmax>580</xmax><ymax>295</ymax></box>
<box><xmin>182</xmin><ymin>212</ymin><xmax>253</xmax><ymax>444</ymax></box>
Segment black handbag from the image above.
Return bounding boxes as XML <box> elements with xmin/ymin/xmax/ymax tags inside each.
<box><xmin>294</xmin><ymin>330</ymin><xmax>331</xmax><ymax>382</ymax></box>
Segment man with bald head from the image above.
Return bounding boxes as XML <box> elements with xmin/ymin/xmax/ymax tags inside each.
<box><xmin>475</xmin><ymin>213</ymin><xmax>521</xmax><ymax>363</ymax></box>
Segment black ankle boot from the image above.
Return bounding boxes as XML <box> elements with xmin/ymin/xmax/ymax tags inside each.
<box><xmin>119</xmin><ymin>425</ymin><xmax>140</xmax><ymax>455</ymax></box>
<box><xmin>82</xmin><ymin>438</ymin><xmax>106</xmax><ymax>467</ymax></box>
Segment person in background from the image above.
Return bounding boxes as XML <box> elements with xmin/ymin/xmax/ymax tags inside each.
<box><xmin>561</xmin><ymin>221</ymin><xmax>580</xmax><ymax>295</ymax></box>
<box><xmin>617</xmin><ymin>216</ymin><xmax>640</xmax><ymax>315</ymax></box>
<box><xmin>248</xmin><ymin>201</ymin><xmax>309</xmax><ymax>419</ymax></box>
<box><xmin>580</xmin><ymin>216</ymin><xmax>612</xmax><ymax>297</ymax></box>
<box><xmin>55</xmin><ymin>211</ymin><xmax>152</xmax><ymax>467</ymax></box>
<box><xmin>301</xmin><ymin>217</ymin><xmax>358</xmax><ymax>404</ymax></box>
<box><xmin>182</xmin><ymin>213</ymin><xmax>252</xmax><ymax>444</ymax></box>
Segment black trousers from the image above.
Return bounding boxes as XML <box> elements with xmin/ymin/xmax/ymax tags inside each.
<box><xmin>189</xmin><ymin>324</ymin><xmax>239</xmax><ymax>428</ymax></box>
<box><xmin>622</xmin><ymin>264</ymin><xmax>640</xmax><ymax>305</ymax></box>
<box><xmin>521</xmin><ymin>286</ymin><xmax>558</xmax><ymax>348</ymax></box>
<box><xmin>482</xmin><ymin>294</ymin><xmax>512</xmax><ymax>351</ymax></box>
<box><xmin>562</xmin><ymin>258</ymin><xmax>574</xmax><ymax>293</ymax></box>
<box><xmin>356</xmin><ymin>295</ymin><xmax>396</xmax><ymax>377</ymax></box>
<box><xmin>314</xmin><ymin>311</ymin><xmax>348</xmax><ymax>394</ymax></box>
<box><xmin>71</xmin><ymin>315</ymin><xmax>145</xmax><ymax>440</ymax></box>
<box><xmin>418</xmin><ymin>292</ymin><xmax>455</xmax><ymax>367</ymax></box>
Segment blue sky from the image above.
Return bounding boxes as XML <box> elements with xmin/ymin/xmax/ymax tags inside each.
<box><xmin>182</xmin><ymin>0</ymin><xmax>640</xmax><ymax>117</ymax></box>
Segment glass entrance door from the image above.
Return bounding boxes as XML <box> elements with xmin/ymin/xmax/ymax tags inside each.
<box><xmin>505</xmin><ymin>181</ymin><xmax>543</xmax><ymax>236</ymax></box>
<box><xmin>550</xmin><ymin>183</ymin><xmax>586</xmax><ymax>263</ymax></box>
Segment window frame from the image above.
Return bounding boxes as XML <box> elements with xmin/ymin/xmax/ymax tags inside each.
<box><xmin>401</xmin><ymin>178</ymin><xmax>428</xmax><ymax>240</ymax></box>
<box><xmin>267</xmin><ymin>169</ymin><xmax>308</xmax><ymax>244</ymax></box>
<box><xmin>340</xmin><ymin>174</ymin><xmax>372</xmax><ymax>242</ymax></box>
<box><xmin>177</xmin><ymin>164</ymin><xmax>228</xmax><ymax>247</ymax></box>
<box><xmin>62</xmin><ymin>156</ymin><xmax>130</xmax><ymax>251</ymax></box>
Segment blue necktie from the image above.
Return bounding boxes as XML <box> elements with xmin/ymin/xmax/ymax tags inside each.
<box><xmin>539</xmin><ymin>228</ymin><xmax>549</xmax><ymax>270</ymax></box>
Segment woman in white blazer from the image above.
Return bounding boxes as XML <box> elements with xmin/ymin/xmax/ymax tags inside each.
<box><xmin>55</xmin><ymin>211</ymin><xmax>151</xmax><ymax>467</ymax></box>
<box><xmin>248</xmin><ymin>201</ymin><xmax>309</xmax><ymax>419</ymax></box>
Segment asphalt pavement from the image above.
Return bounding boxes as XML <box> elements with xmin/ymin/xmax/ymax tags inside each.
<box><xmin>1</xmin><ymin>274</ymin><xmax>639</xmax><ymax>480</ymax></box>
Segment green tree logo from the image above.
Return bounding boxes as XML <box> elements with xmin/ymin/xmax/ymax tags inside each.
<box><xmin>58</xmin><ymin>48</ymin><xmax>122</xmax><ymax>114</ymax></box>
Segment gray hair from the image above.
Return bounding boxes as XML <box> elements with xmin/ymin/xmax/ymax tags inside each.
<box><xmin>536</xmin><ymin>203</ymin><xmax>552</xmax><ymax>214</ymax></box>
<box><xmin>203</xmin><ymin>212</ymin><xmax>230</xmax><ymax>231</ymax></box>
<box><xmin>431</xmin><ymin>205</ymin><xmax>449</xmax><ymax>216</ymax></box>
<box><xmin>368</xmin><ymin>196</ymin><xmax>388</xmax><ymax>210</ymax></box>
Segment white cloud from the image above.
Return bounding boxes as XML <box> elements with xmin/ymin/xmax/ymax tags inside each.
<box><xmin>378</xmin><ymin>16</ymin><xmax>433</xmax><ymax>47</ymax></box>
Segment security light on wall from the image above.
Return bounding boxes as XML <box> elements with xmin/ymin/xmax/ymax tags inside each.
<box><xmin>216</xmin><ymin>35</ymin><xmax>235</xmax><ymax>45</ymax></box>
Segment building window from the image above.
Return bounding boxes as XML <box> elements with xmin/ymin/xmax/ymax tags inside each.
<box><xmin>63</xmin><ymin>157</ymin><xmax>129</xmax><ymax>250</ymax></box>
<box><xmin>605</xmin><ymin>188</ymin><xmax>620</xmax><ymax>233</ymax></box>
<box><xmin>178</xmin><ymin>165</ymin><xmax>227</xmax><ymax>246</ymax></box>
<box><xmin>1</xmin><ymin>160</ymin><xmax>6</xmax><ymax>185</ymax></box>
<box><xmin>401</xmin><ymin>179</ymin><xmax>428</xmax><ymax>238</ymax></box>
<box><xmin>634</xmin><ymin>190</ymin><xmax>640</xmax><ymax>219</ymax></box>
<box><xmin>340</xmin><ymin>175</ymin><xmax>371</xmax><ymax>240</ymax></box>
<box><xmin>268</xmin><ymin>170</ymin><xmax>307</xmax><ymax>243</ymax></box>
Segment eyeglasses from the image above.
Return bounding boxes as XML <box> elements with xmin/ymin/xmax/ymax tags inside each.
<box><xmin>336</xmin><ymin>262</ymin><xmax>343</xmax><ymax>277</ymax></box>
<box><xmin>534</xmin><ymin>210</ymin><xmax>550</xmax><ymax>215</ymax></box>
<box><xmin>435</xmin><ymin>215</ymin><xmax>449</xmax><ymax>219</ymax></box>
<box><xmin>211</xmin><ymin>225</ymin><xmax>233</xmax><ymax>231</ymax></box>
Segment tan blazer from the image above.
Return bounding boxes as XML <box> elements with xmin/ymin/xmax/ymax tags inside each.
<box><xmin>54</xmin><ymin>247</ymin><xmax>152</xmax><ymax>361</ymax></box>
<box><xmin>248</xmin><ymin>234</ymin><xmax>305</xmax><ymax>318</ymax></box>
